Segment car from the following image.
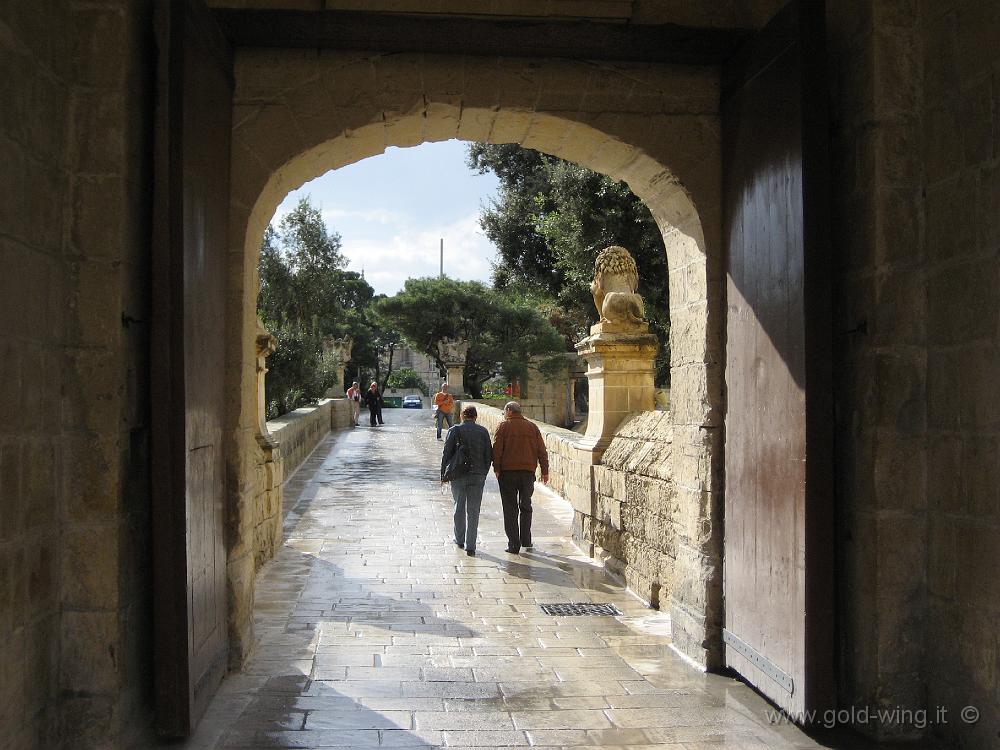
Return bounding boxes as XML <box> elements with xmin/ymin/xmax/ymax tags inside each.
<box><xmin>402</xmin><ymin>395</ymin><xmax>423</xmax><ymax>409</ymax></box>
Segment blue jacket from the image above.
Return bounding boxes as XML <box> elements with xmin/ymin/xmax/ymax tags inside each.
<box><xmin>441</xmin><ymin>420</ymin><xmax>492</xmax><ymax>478</ymax></box>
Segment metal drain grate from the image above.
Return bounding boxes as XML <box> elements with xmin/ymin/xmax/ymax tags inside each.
<box><xmin>539</xmin><ymin>602</ymin><xmax>622</xmax><ymax>617</ymax></box>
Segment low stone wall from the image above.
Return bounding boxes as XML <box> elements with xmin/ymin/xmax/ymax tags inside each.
<box><xmin>469</xmin><ymin>402</ymin><xmax>676</xmax><ymax>609</ymax></box>
<box><xmin>246</xmin><ymin>398</ymin><xmax>352</xmax><ymax>567</ymax></box>
<box><xmin>476</xmin><ymin>397</ymin><xmax>571</xmax><ymax>428</ymax></box>
<box><xmin>267</xmin><ymin>398</ymin><xmax>353</xmax><ymax>478</ymax></box>
<box><xmin>593</xmin><ymin>412</ymin><xmax>677</xmax><ymax>608</ymax></box>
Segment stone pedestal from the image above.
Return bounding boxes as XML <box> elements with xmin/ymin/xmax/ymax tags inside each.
<box><xmin>575</xmin><ymin>326</ymin><xmax>659</xmax><ymax>455</ymax></box>
<box><xmin>444</xmin><ymin>363</ymin><xmax>466</xmax><ymax>396</ymax></box>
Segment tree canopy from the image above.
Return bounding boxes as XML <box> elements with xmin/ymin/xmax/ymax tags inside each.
<box><xmin>467</xmin><ymin>143</ymin><xmax>671</xmax><ymax>384</ymax></box>
<box><xmin>374</xmin><ymin>277</ymin><xmax>565</xmax><ymax>398</ymax></box>
<box><xmin>258</xmin><ymin>196</ymin><xmax>390</xmax><ymax>418</ymax></box>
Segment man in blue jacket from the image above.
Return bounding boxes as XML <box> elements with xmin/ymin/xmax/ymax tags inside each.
<box><xmin>441</xmin><ymin>405</ymin><xmax>493</xmax><ymax>556</ymax></box>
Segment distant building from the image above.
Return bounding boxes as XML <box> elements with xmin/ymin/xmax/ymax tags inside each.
<box><xmin>394</xmin><ymin>344</ymin><xmax>441</xmax><ymax>392</ymax></box>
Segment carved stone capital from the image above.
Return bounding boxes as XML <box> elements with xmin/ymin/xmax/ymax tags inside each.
<box><xmin>437</xmin><ymin>336</ymin><xmax>469</xmax><ymax>365</ymax></box>
<box><xmin>255</xmin><ymin>318</ymin><xmax>277</xmax><ymax>360</ymax></box>
<box><xmin>321</xmin><ymin>335</ymin><xmax>353</xmax><ymax>363</ymax></box>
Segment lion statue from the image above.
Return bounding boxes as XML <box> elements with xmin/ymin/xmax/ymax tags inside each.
<box><xmin>590</xmin><ymin>245</ymin><xmax>646</xmax><ymax>328</ymax></box>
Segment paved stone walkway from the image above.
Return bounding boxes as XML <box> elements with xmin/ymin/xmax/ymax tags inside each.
<box><xmin>182</xmin><ymin>410</ymin><xmax>855</xmax><ymax>750</ymax></box>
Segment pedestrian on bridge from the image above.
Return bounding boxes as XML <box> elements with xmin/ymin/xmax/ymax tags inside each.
<box><xmin>433</xmin><ymin>382</ymin><xmax>456</xmax><ymax>440</ymax></box>
<box><xmin>441</xmin><ymin>405</ymin><xmax>492</xmax><ymax>557</ymax></box>
<box><xmin>364</xmin><ymin>381</ymin><xmax>384</xmax><ymax>426</ymax></box>
<box><xmin>346</xmin><ymin>381</ymin><xmax>361</xmax><ymax>426</ymax></box>
<box><xmin>491</xmin><ymin>401</ymin><xmax>548</xmax><ymax>554</ymax></box>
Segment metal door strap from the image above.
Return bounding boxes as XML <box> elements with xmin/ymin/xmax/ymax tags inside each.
<box><xmin>723</xmin><ymin>628</ymin><xmax>795</xmax><ymax>695</ymax></box>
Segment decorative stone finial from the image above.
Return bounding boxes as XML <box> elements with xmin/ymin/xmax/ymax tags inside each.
<box><xmin>255</xmin><ymin>317</ymin><xmax>277</xmax><ymax>368</ymax></box>
<box><xmin>437</xmin><ymin>336</ymin><xmax>469</xmax><ymax>363</ymax></box>
<box><xmin>590</xmin><ymin>245</ymin><xmax>646</xmax><ymax>332</ymax></box>
<box><xmin>321</xmin><ymin>335</ymin><xmax>353</xmax><ymax>363</ymax></box>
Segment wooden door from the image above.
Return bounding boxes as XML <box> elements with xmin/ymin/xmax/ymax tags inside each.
<box><xmin>151</xmin><ymin>0</ymin><xmax>233</xmax><ymax>737</ymax></box>
<box><xmin>722</xmin><ymin>0</ymin><xmax>834</xmax><ymax>717</ymax></box>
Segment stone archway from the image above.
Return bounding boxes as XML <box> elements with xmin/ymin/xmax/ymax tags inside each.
<box><xmin>224</xmin><ymin>49</ymin><xmax>725</xmax><ymax>671</ymax></box>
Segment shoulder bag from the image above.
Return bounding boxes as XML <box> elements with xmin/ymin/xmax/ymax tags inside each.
<box><xmin>442</xmin><ymin>431</ymin><xmax>471</xmax><ymax>482</ymax></box>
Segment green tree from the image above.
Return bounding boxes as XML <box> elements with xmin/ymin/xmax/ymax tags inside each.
<box><xmin>262</xmin><ymin>323</ymin><xmax>322</xmax><ymax>418</ymax></box>
<box><xmin>387</xmin><ymin>367</ymin><xmax>429</xmax><ymax>395</ymax></box>
<box><xmin>258</xmin><ymin>196</ymin><xmax>396</xmax><ymax>417</ymax></box>
<box><xmin>468</xmin><ymin>143</ymin><xmax>671</xmax><ymax>384</ymax></box>
<box><xmin>374</xmin><ymin>277</ymin><xmax>565</xmax><ymax>398</ymax></box>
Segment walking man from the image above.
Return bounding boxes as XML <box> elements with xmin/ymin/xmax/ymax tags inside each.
<box><xmin>441</xmin><ymin>405</ymin><xmax>492</xmax><ymax>556</ymax></box>
<box><xmin>433</xmin><ymin>382</ymin><xmax>456</xmax><ymax>440</ymax></box>
<box><xmin>491</xmin><ymin>401</ymin><xmax>548</xmax><ymax>554</ymax></box>
<box><xmin>364</xmin><ymin>381</ymin><xmax>384</xmax><ymax>426</ymax></box>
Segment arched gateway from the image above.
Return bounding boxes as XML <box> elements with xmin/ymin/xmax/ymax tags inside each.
<box><xmin>7</xmin><ymin>0</ymin><xmax>1000</xmax><ymax>746</ymax></box>
<box><xmin>225</xmin><ymin>52</ymin><xmax>724</xmax><ymax>683</ymax></box>
<box><xmin>151</xmin><ymin>1</ymin><xmax>830</xmax><ymax>737</ymax></box>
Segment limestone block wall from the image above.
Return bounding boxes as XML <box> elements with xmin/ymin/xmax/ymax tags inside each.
<box><xmin>268</xmin><ymin>400</ymin><xmax>334</xmax><ymax>480</ymax></box>
<box><xmin>268</xmin><ymin>397</ymin><xmax>354</xmax><ymax>477</ymax></box>
<box><xmin>827</xmin><ymin>1</ymin><xmax>999</xmax><ymax>746</ymax></box>
<box><xmin>1</xmin><ymin>1</ymin><xmax>156</xmax><ymax>748</ymax></box>
<box><xmin>260</xmin><ymin>397</ymin><xmax>354</xmax><ymax>548</ymax></box>
<box><xmin>0</xmin><ymin>5</ymin><xmax>72</xmax><ymax>746</ymax></box>
<box><xmin>919</xmin><ymin>1</ymin><xmax>1000</xmax><ymax>747</ymax></box>
<box><xmin>592</xmin><ymin>412</ymin><xmax>677</xmax><ymax>608</ymax></box>
<box><xmin>225</xmin><ymin>397</ymin><xmax>354</xmax><ymax>664</ymax></box>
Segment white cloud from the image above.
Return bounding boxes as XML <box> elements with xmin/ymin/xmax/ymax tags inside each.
<box><xmin>321</xmin><ymin>207</ymin><xmax>404</xmax><ymax>226</ymax></box>
<box><xmin>341</xmin><ymin>212</ymin><xmax>496</xmax><ymax>295</ymax></box>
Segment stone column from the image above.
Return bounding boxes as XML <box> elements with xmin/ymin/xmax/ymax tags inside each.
<box><xmin>437</xmin><ymin>337</ymin><xmax>469</xmax><ymax>397</ymax></box>
<box><xmin>254</xmin><ymin>318</ymin><xmax>283</xmax><ymax>568</ymax></box>
<box><xmin>256</xmin><ymin>319</ymin><xmax>278</xmax><ymax>438</ymax></box>
<box><xmin>527</xmin><ymin>353</ymin><xmax>578</xmax><ymax>428</ymax></box>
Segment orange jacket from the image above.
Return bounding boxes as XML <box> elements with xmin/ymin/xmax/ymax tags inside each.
<box><xmin>491</xmin><ymin>413</ymin><xmax>548</xmax><ymax>475</ymax></box>
<box><xmin>433</xmin><ymin>391</ymin><xmax>455</xmax><ymax>412</ymax></box>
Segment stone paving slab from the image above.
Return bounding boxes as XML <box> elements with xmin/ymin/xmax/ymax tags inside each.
<box><xmin>179</xmin><ymin>412</ymin><xmax>857</xmax><ymax>750</ymax></box>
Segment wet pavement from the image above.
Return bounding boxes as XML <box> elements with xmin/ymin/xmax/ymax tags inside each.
<box><xmin>181</xmin><ymin>410</ymin><xmax>871</xmax><ymax>750</ymax></box>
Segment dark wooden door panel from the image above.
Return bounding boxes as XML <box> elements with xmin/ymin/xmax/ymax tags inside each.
<box><xmin>722</xmin><ymin>0</ymin><xmax>833</xmax><ymax>717</ymax></box>
<box><xmin>152</xmin><ymin>0</ymin><xmax>232</xmax><ymax>737</ymax></box>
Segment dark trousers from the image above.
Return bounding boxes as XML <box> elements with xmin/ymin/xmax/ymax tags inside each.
<box><xmin>368</xmin><ymin>405</ymin><xmax>383</xmax><ymax>425</ymax></box>
<box><xmin>498</xmin><ymin>470</ymin><xmax>535</xmax><ymax>551</ymax></box>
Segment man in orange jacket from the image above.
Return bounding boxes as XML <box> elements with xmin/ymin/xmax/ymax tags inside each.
<box><xmin>491</xmin><ymin>401</ymin><xmax>548</xmax><ymax>554</ymax></box>
<box><xmin>433</xmin><ymin>382</ymin><xmax>456</xmax><ymax>440</ymax></box>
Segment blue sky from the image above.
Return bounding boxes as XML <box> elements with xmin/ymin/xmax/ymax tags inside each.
<box><xmin>270</xmin><ymin>139</ymin><xmax>501</xmax><ymax>296</ymax></box>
